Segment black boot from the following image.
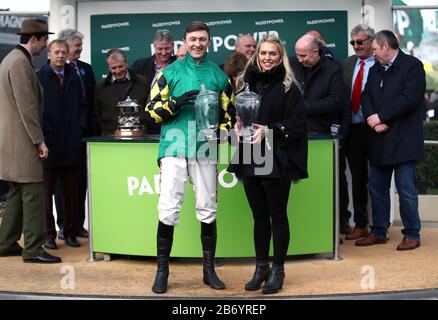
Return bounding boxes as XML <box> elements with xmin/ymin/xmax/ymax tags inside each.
<box><xmin>152</xmin><ymin>234</ymin><xmax>173</xmax><ymax>294</ymax></box>
<box><xmin>245</xmin><ymin>261</ymin><xmax>270</xmax><ymax>291</ymax></box>
<box><xmin>201</xmin><ymin>222</ymin><xmax>225</xmax><ymax>290</ymax></box>
<box><xmin>261</xmin><ymin>264</ymin><xmax>285</xmax><ymax>294</ymax></box>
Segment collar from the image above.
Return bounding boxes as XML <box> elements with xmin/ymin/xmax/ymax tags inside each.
<box><xmin>16</xmin><ymin>44</ymin><xmax>33</xmax><ymax>63</ymax></box>
<box><xmin>50</xmin><ymin>65</ymin><xmax>65</xmax><ymax>76</ymax></box>
<box><xmin>185</xmin><ymin>52</ymin><xmax>208</xmax><ymax>67</ymax></box>
<box><xmin>111</xmin><ymin>71</ymin><xmax>131</xmax><ymax>83</ymax></box>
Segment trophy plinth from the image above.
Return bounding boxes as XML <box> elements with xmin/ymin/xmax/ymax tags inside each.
<box><xmin>195</xmin><ymin>84</ymin><xmax>219</xmax><ymax>141</ymax></box>
<box><xmin>114</xmin><ymin>96</ymin><xmax>144</xmax><ymax>139</ymax></box>
<box><xmin>235</xmin><ymin>83</ymin><xmax>261</xmax><ymax>143</ymax></box>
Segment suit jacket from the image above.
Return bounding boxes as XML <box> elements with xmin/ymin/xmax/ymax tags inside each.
<box><xmin>362</xmin><ymin>50</ymin><xmax>426</xmax><ymax>166</ymax></box>
<box><xmin>37</xmin><ymin>63</ymin><xmax>86</xmax><ymax>168</ymax></box>
<box><xmin>130</xmin><ymin>54</ymin><xmax>176</xmax><ymax>85</ymax></box>
<box><xmin>75</xmin><ymin>60</ymin><xmax>100</xmax><ymax>136</ymax></box>
<box><xmin>290</xmin><ymin>55</ymin><xmax>346</xmax><ymax>135</ymax></box>
<box><xmin>0</xmin><ymin>45</ymin><xmax>45</xmax><ymax>182</ymax></box>
<box><xmin>95</xmin><ymin>70</ymin><xmax>150</xmax><ymax>135</ymax></box>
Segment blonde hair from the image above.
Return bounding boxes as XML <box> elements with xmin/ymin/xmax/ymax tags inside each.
<box><xmin>235</xmin><ymin>34</ymin><xmax>298</xmax><ymax>93</ymax></box>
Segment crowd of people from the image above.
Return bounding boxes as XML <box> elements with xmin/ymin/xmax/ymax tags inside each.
<box><xmin>0</xmin><ymin>18</ymin><xmax>428</xmax><ymax>294</ymax></box>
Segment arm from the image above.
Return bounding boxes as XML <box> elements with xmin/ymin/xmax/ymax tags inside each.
<box><xmin>145</xmin><ymin>72</ymin><xmax>197</xmax><ymax>124</ymax></box>
<box><xmin>378</xmin><ymin>60</ymin><xmax>426</xmax><ymax>122</ymax></box>
<box><xmin>10</xmin><ymin>63</ymin><xmax>44</xmax><ymax>145</ymax></box>
<box><xmin>304</xmin><ymin>68</ymin><xmax>345</xmax><ymax>116</ymax></box>
<box><xmin>219</xmin><ymin>79</ymin><xmax>235</xmax><ymax>132</ymax></box>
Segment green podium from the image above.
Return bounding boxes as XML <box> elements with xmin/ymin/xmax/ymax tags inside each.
<box><xmin>85</xmin><ymin>136</ymin><xmax>336</xmax><ymax>258</ymax></box>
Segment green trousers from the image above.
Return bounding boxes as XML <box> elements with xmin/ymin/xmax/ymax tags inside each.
<box><xmin>0</xmin><ymin>182</ymin><xmax>46</xmax><ymax>259</ymax></box>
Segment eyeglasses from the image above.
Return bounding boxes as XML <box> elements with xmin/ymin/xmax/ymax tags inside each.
<box><xmin>349</xmin><ymin>37</ymin><xmax>369</xmax><ymax>46</ymax></box>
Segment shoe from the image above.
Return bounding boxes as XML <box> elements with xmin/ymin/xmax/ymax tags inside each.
<box><xmin>340</xmin><ymin>224</ymin><xmax>352</xmax><ymax>235</ymax></box>
<box><xmin>23</xmin><ymin>251</ymin><xmax>62</xmax><ymax>264</ymax></box>
<box><xmin>355</xmin><ymin>234</ymin><xmax>387</xmax><ymax>246</ymax></box>
<box><xmin>397</xmin><ymin>238</ymin><xmax>420</xmax><ymax>251</ymax></box>
<box><xmin>58</xmin><ymin>228</ymin><xmax>64</xmax><ymax>240</ymax></box>
<box><xmin>77</xmin><ymin>227</ymin><xmax>89</xmax><ymax>238</ymax></box>
<box><xmin>346</xmin><ymin>227</ymin><xmax>369</xmax><ymax>240</ymax></box>
<box><xmin>245</xmin><ymin>261</ymin><xmax>270</xmax><ymax>291</ymax></box>
<box><xmin>0</xmin><ymin>245</ymin><xmax>23</xmax><ymax>257</ymax></box>
<box><xmin>261</xmin><ymin>264</ymin><xmax>285</xmax><ymax>294</ymax></box>
<box><xmin>65</xmin><ymin>236</ymin><xmax>81</xmax><ymax>247</ymax></box>
<box><xmin>43</xmin><ymin>238</ymin><xmax>58</xmax><ymax>250</ymax></box>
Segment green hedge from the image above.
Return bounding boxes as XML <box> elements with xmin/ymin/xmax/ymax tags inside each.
<box><xmin>417</xmin><ymin>121</ymin><xmax>438</xmax><ymax>193</ymax></box>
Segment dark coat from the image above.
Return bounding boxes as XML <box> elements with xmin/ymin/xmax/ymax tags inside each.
<box><xmin>361</xmin><ymin>50</ymin><xmax>426</xmax><ymax>166</ymax></box>
<box><xmin>290</xmin><ymin>55</ymin><xmax>346</xmax><ymax>135</ymax></box>
<box><xmin>228</xmin><ymin>66</ymin><xmax>308</xmax><ymax>181</ymax></box>
<box><xmin>95</xmin><ymin>70</ymin><xmax>150</xmax><ymax>135</ymax></box>
<box><xmin>130</xmin><ymin>54</ymin><xmax>176</xmax><ymax>85</ymax></box>
<box><xmin>37</xmin><ymin>63</ymin><xmax>87</xmax><ymax>168</ymax></box>
<box><xmin>74</xmin><ymin>60</ymin><xmax>100</xmax><ymax>136</ymax></box>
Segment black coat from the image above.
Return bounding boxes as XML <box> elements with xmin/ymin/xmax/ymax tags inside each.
<box><xmin>362</xmin><ymin>50</ymin><xmax>425</xmax><ymax>166</ymax></box>
<box><xmin>290</xmin><ymin>55</ymin><xmax>346</xmax><ymax>135</ymax></box>
<box><xmin>228</xmin><ymin>66</ymin><xmax>308</xmax><ymax>181</ymax></box>
<box><xmin>95</xmin><ymin>70</ymin><xmax>150</xmax><ymax>135</ymax></box>
<box><xmin>130</xmin><ymin>54</ymin><xmax>176</xmax><ymax>85</ymax></box>
<box><xmin>37</xmin><ymin>63</ymin><xmax>87</xmax><ymax>168</ymax></box>
<box><xmin>74</xmin><ymin>60</ymin><xmax>99</xmax><ymax>136</ymax></box>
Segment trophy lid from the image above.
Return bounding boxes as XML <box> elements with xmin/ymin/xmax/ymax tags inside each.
<box><xmin>117</xmin><ymin>96</ymin><xmax>140</xmax><ymax>108</ymax></box>
<box><xmin>197</xmin><ymin>83</ymin><xmax>218</xmax><ymax>98</ymax></box>
<box><xmin>235</xmin><ymin>83</ymin><xmax>261</xmax><ymax>104</ymax></box>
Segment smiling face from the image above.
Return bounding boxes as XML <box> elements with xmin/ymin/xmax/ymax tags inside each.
<box><xmin>257</xmin><ymin>41</ymin><xmax>282</xmax><ymax>72</ymax></box>
<box><xmin>351</xmin><ymin>31</ymin><xmax>373</xmax><ymax>60</ymax></box>
<box><xmin>67</xmin><ymin>37</ymin><xmax>82</xmax><ymax>62</ymax></box>
<box><xmin>107</xmin><ymin>55</ymin><xmax>128</xmax><ymax>80</ymax></box>
<box><xmin>154</xmin><ymin>40</ymin><xmax>174</xmax><ymax>65</ymax></box>
<box><xmin>236</xmin><ymin>35</ymin><xmax>256</xmax><ymax>60</ymax></box>
<box><xmin>185</xmin><ymin>30</ymin><xmax>210</xmax><ymax>60</ymax></box>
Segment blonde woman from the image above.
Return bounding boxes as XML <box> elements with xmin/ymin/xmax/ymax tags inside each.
<box><xmin>228</xmin><ymin>34</ymin><xmax>308</xmax><ymax>294</ymax></box>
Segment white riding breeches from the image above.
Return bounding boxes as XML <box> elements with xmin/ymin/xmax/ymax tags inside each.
<box><xmin>158</xmin><ymin>157</ymin><xmax>217</xmax><ymax>226</ymax></box>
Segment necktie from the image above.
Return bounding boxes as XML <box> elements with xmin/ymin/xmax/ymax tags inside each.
<box><xmin>351</xmin><ymin>60</ymin><xmax>365</xmax><ymax>113</ymax></box>
<box><xmin>57</xmin><ymin>72</ymin><xmax>63</xmax><ymax>87</ymax></box>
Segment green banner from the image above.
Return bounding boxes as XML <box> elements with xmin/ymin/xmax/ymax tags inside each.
<box><xmin>91</xmin><ymin>11</ymin><xmax>348</xmax><ymax>80</ymax></box>
<box><xmin>89</xmin><ymin>140</ymin><xmax>334</xmax><ymax>257</ymax></box>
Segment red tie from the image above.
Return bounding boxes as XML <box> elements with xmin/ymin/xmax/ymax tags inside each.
<box><xmin>57</xmin><ymin>72</ymin><xmax>63</xmax><ymax>88</ymax></box>
<box><xmin>351</xmin><ymin>60</ymin><xmax>365</xmax><ymax>113</ymax></box>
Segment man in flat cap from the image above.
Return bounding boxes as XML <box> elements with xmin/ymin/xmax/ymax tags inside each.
<box><xmin>0</xmin><ymin>19</ymin><xmax>61</xmax><ymax>263</ymax></box>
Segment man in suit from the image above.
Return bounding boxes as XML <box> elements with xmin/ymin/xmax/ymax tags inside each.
<box><xmin>96</xmin><ymin>48</ymin><xmax>150</xmax><ymax>135</ymax></box>
<box><xmin>131</xmin><ymin>29</ymin><xmax>176</xmax><ymax>134</ymax></box>
<box><xmin>0</xmin><ymin>19</ymin><xmax>61</xmax><ymax>263</ymax></box>
<box><xmin>356</xmin><ymin>30</ymin><xmax>426</xmax><ymax>250</ymax></box>
<box><xmin>342</xmin><ymin>24</ymin><xmax>375</xmax><ymax>240</ymax></box>
<box><xmin>55</xmin><ymin>29</ymin><xmax>98</xmax><ymax>240</ymax></box>
<box><xmin>37</xmin><ymin>39</ymin><xmax>86</xmax><ymax>249</ymax></box>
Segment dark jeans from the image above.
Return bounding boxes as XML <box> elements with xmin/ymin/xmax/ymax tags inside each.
<box><xmin>345</xmin><ymin>124</ymin><xmax>371</xmax><ymax>228</ymax></box>
<box><xmin>0</xmin><ymin>180</ymin><xmax>9</xmax><ymax>201</ymax></box>
<box><xmin>242</xmin><ymin>177</ymin><xmax>292</xmax><ymax>265</ymax></box>
<box><xmin>369</xmin><ymin>161</ymin><xmax>421</xmax><ymax>241</ymax></box>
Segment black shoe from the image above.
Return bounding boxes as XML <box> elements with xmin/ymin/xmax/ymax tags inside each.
<box><xmin>262</xmin><ymin>264</ymin><xmax>285</xmax><ymax>294</ymax></box>
<box><xmin>245</xmin><ymin>262</ymin><xmax>270</xmax><ymax>291</ymax></box>
<box><xmin>65</xmin><ymin>236</ymin><xmax>81</xmax><ymax>247</ymax></box>
<box><xmin>43</xmin><ymin>238</ymin><xmax>58</xmax><ymax>250</ymax></box>
<box><xmin>58</xmin><ymin>228</ymin><xmax>64</xmax><ymax>240</ymax></box>
<box><xmin>0</xmin><ymin>244</ymin><xmax>23</xmax><ymax>257</ymax></box>
<box><xmin>23</xmin><ymin>251</ymin><xmax>62</xmax><ymax>264</ymax></box>
<box><xmin>77</xmin><ymin>228</ymin><xmax>89</xmax><ymax>238</ymax></box>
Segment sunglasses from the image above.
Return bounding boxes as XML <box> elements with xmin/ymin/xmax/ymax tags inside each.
<box><xmin>349</xmin><ymin>38</ymin><xmax>369</xmax><ymax>46</ymax></box>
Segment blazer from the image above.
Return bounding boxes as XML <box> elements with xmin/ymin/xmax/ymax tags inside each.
<box><xmin>0</xmin><ymin>45</ymin><xmax>45</xmax><ymax>182</ymax></box>
<box><xmin>130</xmin><ymin>55</ymin><xmax>176</xmax><ymax>86</ymax></box>
<box><xmin>361</xmin><ymin>50</ymin><xmax>426</xmax><ymax>166</ymax></box>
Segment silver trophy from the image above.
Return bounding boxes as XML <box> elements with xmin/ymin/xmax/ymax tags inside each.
<box><xmin>235</xmin><ymin>83</ymin><xmax>261</xmax><ymax>142</ymax></box>
<box><xmin>115</xmin><ymin>96</ymin><xmax>143</xmax><ymax>138</ymax></box>
<box><xmin>194</xmin><ymin>83</ymin><xmax>219</xmax><ymax>141</ymax></box>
